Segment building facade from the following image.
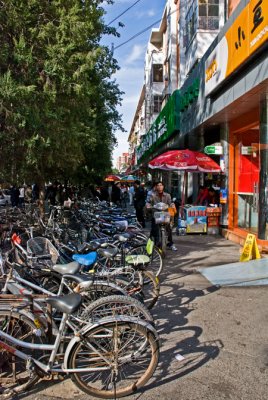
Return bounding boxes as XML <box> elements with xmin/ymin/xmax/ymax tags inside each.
<box><xmin>128</xmin><ymin>0</ymin><xmax>268</xmax><ymax>248</ymax></box>
<box><xmin>116</xmin><ymin>152</ymin><xmax>129</xmax><ymax>172</ymax></box>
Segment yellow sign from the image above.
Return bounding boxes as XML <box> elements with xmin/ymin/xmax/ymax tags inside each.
<box><xmin>205</xmin><ymin>0</ymin><xmax>268</xmax><ymax>95</ymax></box>
<box><xmin>240</xmin><ymin>233</ymin><xmax>261</xmax><ymax>262</ymax></box>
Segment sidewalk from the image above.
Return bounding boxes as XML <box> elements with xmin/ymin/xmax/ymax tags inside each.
<box><xmin>4</xmin><ymin>233</ymin><xmax>268</xmax><ymax>400</ymax></box>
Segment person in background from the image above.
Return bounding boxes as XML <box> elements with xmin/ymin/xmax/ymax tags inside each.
<box><xmin>100</xmin><ymin>186</ymin><xmax>109</xmax><ymax>202</ymax></box>
<box><xmin>128</xmin><ymin>183</ymin><xmax>135</xmax><ymax>206</ymax></box>
<box><xmin>146</xmin><ymin>181</ymin><xmax>177</xmax><ymax>251</ymax></box>
<box><xmin>32</xmin><ymin>183</ymin><xmax>40</xmax><ymax>203</ymax></box>
<box><xmin>19</xmin><ymin>186</ymin><xmax>25</xmax><ymax>207</ymax></box>
<box><xmin>133</xmin><ymin>180</ymin><xmax>146</xmax><ymax>228</ymax></box>
<box><xmin>145</xmin><ymin>182</ymin><xmax>157</xmax><ymax>221</ymax></box>
<box><xmin>121</xmin><ymin>184</ymin><xmax>129</xmax><ymax>208</ymax></box>
<box><xmin>10</xmin><ymin>185</ymin><xmax>20</xmax><ymax>207</ymax></box>
<box><xmin>107</xmin><ymin>184</ymin><xmax>112</xmax><ymax>202</ymax></box>
<box><xmin>111</xmin><ymin>181</ymin><xmax>122</xmax><ymax>206</ymax></box>
<box><xmin>195</xmin><ymin>186</ymin><xmax>217</xmax><ymax>205</ymax></box>
<box><xmin>24</xmin><ymin>185</ymin><xmax>32</xmax><ymax>203</ymax></box>
<box><xmin>146</xmin><ymin>181</ymin><xmax>157</xmax><ymax>202</ymax></box>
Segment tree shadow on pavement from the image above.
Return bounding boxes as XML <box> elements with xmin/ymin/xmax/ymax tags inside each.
<box><xmin>143</xmin><ymin>274</ymin><xmax>223</xmax><ymax>396</ymax></box>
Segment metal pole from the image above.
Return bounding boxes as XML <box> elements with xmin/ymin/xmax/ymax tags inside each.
<box><xmin>258</xmin><ymin>95</ymin><xmax>268</xmax><ymax>239</ymax></box>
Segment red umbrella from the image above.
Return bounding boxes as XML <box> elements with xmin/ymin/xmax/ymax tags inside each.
<box><xmin>104</xmin><ymin>174</ymin><xmax>121</xmax><ymax>182</ymax></box>
<box><xmin>148</xmin><ymin>149</ymin><xmax>221</xmax><ymax>172</ymax></box>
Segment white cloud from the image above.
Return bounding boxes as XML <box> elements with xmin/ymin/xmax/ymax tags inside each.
<box><xmin>135</xmin><ymin>9</ymin><xmax>156</xmax><ymax>18</ymax></box>
<box><xmin>125</xmin><ymin>44</ymin><xmax>146</xmax><ymax>64</ymax></box>
<box><xmin>115</xmin><ymin>66</ymin><xmax>144</xmax><ymax>88</ymax></box>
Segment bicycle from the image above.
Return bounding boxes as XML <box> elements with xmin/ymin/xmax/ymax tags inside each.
<box><xmin>147</xmin><ymin>202</ymin><xmax>171</xmax><ymax>258</ymax></box>
<box><xmin>0</xmin><ymin>292</ymin><xmax>160</xmax><ymax>398</ymax></box>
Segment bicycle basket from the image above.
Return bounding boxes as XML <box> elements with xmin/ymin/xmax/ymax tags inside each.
<box><xmin>27</xmin><ymin>237</ymin><xmax>59</xmax><ymax>264</ymax></box>
<box><xmin>154</xmin><ymin>211</ymin><xmax>171</xmax><ymax>224</ymax></box>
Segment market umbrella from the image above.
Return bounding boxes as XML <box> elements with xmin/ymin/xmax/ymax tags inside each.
<box><xmin>148</xmin><ymin>149</ymin><xmax>221</xmax><ymax>172</ymax></box>
<box><xmin>104</xmin><ymin>174</ymin><xmax>121</xmax><ymax>182</ymax></box>
<box><xmin>120</xmin><ymin>175</ymin><xmax>139</xmax><ymax>182</ymax></box>
<box><xmin>148</xmin><ymin>149</ymin><xmax>221</xmax><ymax>209</ymax></box>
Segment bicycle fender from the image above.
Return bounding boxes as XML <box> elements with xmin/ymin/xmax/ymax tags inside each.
<box><xmin>63</xmin><ymin>335</ymin><xmax>81</xmax><ymax>369</ymax></box>
<box><xmin>80</xmin><ymin>316</ymin><xmax>159</xmax><ymax>341</ymax></box>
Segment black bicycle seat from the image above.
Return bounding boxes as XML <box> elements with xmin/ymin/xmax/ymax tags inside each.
<box><xmin>46</xmin><ymin>293</ymin><xmax>82</xmax><ymax>314</ymax></box>
<box><xmin>98</xmin><ymin>247</ymin><xmax>119</xmax><ymax>259</ymax></box>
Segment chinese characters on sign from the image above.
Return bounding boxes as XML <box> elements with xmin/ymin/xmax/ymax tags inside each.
<box><xmin>205</xmin><ymin>0</ymin><xmax>268</xmax><ymax>96</ymax></box>
<box><xmin>235</xmin><ymin>26</ymin><xmax>246</xmax><ymax>49</ymax></box>
<box><xmin>251</xmin><ymin>0</ymin><xmax>264</xmax><ymax>33</ymax></box>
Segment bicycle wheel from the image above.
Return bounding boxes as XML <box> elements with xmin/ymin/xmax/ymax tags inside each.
<box><xmin>0</xmin><ymin>310</ymin><xmax>43</xmax><ymax>391</ymax></box>
<box><xmin>159</xmin><ymin>226</ymin><xmax>167</xmax><ymax>258</ymax></box>
<box><xmin>69</xmin><ymin>320</ymin><xmax>159</xmax><ymax>398</ymax></box>
<box><xmin>80</xmin><ymin>294</ymin><xmax>154</xmax><ymax>324</ymax></box>
<box><xmin>139</xmin><ymin>270</ymin><xmax>160</xmax><ymax>310</ymax></box>
<box><xmin>126</xmin><ymin>244</ymin><xmax>163</xmax><ymax>277</ymax></box>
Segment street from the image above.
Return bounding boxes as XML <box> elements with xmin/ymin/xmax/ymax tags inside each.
<box><xmin>3</xmin><ymin>234</ymin><xmax>266</xmax><ymax>400</ymax></box>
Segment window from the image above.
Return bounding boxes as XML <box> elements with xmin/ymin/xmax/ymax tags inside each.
<box><xmin>185</xmin><ymin>0</ymin><xmax>198</xmax><ymax>47</ymax></box>
<box><xmin>153</xmin><ymin>95</ymin><xmax>162</xmax><ymax>114</ymax></box>
<box><xmin>198</xmin><ymin>0</ymin><xmax>219</xmax><ymax>30</ymax></box>
<box><xmin>152</xmin><ymin>64</ymin><xmax>163</xmax><ymax>82</ymax></box>
<box><xmin>184</xmin><ymin>0</ymin><xmax>220</xmax><ymax>47</ymax></box>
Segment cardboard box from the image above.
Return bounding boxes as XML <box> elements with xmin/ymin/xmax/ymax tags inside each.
<box><xmin>207</xmin><ymin>216</ymin><xmax>220</xmax><ymax>227</ymax></box>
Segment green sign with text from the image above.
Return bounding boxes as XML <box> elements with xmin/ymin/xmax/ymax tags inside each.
<box><xmin>204</xmin><ymin>145</ymin><xmax>223</xmax><ymax>155</ymax></box>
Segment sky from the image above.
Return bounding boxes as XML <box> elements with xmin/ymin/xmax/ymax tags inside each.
<box><xmin>102</xmin><ymin>0</ymin><xmax>166</xmax><ymax>166</ymax></box>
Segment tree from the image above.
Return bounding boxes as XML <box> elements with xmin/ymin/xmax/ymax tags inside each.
<box><xmin>0</xmin><ymin>0</ymin><xmax>123</xmax><ymax>191</ymax></box>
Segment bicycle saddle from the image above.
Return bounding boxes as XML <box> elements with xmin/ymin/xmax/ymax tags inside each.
<box><xmin>72</xmin><ymin>251</ymin><xmax>97</xmax><ymax>266</ymax></box>
<box><xmin>97</xmin><ymin>247</ymin><xmax>119</xmax><ymax>259</ymax></box>
<box><xmin>85</xmin><ymin>241</ymin><xmax>102</xmax><ymax>252</ymax></box>
<box><xmin>114</xmin><ymin>233</ymin><xmax>131</xmax><ymax>242</ymax></box>
<box><xmin>52</xmin><ymin>261</ymin><xmax>80</xmax><ymax>275</ymax></box>
<box><xmin>125</xmin><ymin>254</ymin><xmax>150</xmax><ymax>266</ymax></box>
<box><xmin>46</xmin><ymin>293</ymin><xmax>82</xmax><ymax>314</ymax></box>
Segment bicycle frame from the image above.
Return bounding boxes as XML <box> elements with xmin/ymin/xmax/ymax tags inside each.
<box><xmin>0</xmin><ymin>314</ymin><xmax>158</xmax><ymax>374</ymax></box>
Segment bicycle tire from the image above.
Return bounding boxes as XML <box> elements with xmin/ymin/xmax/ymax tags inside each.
<box><xmin>0</xmin><ymin>310</ymin><xmax>44</xmax><ymax>391</ymax></box>
<box><xmin>69</xmin><ymin>320</ymin><xmax>159</xmax><ymax>398</ymax></box>
<box><xmin>139</xmin><ymin>270</ymin><xmax>160</xmax><ymax>310</ymax></box>
<box><xmin>81</xmin><ymin>280</ymin><xmax>128</xmax><ymax>302</ymax></box>
<box><xmin>80</xmin><ymin>294</ymin><xmax>154</xmax><ymax>324</ymax></box>
<box><xmin>159</xmin><ymin>226</ymin><xmax>167</xmax><ymax>258</ymax></box>
<box><xmin>126</xmin><ymin>244</ymin><xmax>163</xmax><ymax>277</ymax></box>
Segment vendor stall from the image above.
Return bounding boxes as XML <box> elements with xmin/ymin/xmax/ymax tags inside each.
<box><xmin>148</xmin><ymin>149</ymin><xmax>222</xmax><ymax>235</ymax></box>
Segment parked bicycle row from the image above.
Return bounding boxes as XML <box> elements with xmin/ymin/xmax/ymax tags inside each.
<box><xmin>0</xmin><ymin>199</ymin><xmax>164</xmax><ymax>398</ymax></box>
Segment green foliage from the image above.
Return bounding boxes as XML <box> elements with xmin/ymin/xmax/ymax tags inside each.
<box><xmin>0</xmin><ymin>0</ymin><xmax>123</xmax><ymax>186</ymax></box>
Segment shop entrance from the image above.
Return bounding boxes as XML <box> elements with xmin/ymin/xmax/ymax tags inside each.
<box><xmin>234</xmin><ymin>128</ymin><xmax>259</xmax><ymax>234</ymax></box>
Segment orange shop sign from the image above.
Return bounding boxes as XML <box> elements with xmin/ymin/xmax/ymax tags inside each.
<box><xmin>205</xmin><ymin>0</ymin><xmax>268</xmax><ymax>96</ymax></box>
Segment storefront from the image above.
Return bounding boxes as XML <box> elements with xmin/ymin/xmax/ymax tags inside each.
<box><xmin>178</xmin><ymin>0</ymin><xmax>268</xmax><ymax>246</ymax></box>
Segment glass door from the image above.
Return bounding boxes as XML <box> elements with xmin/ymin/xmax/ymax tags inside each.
<box><xmin>235</xmin><ymin>130</ymin><xmax>259</xmax><ymax>234</ymax></box>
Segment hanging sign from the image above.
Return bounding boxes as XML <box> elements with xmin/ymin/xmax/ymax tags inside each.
<box><xmin>204</xmin><ymin>145</ymin><xmax>223</xmax><ymax>155</ymax></box>
<box><xmin>239</xmin><ymin>233</ymin><xmax>261</xmax><ymax>262</ymax></box>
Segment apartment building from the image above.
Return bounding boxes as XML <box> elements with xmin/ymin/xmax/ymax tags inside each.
<box><xmin>116</xmin><ymin>152</ymin><xmax>129</xmax><ymax>172</ymax></box>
